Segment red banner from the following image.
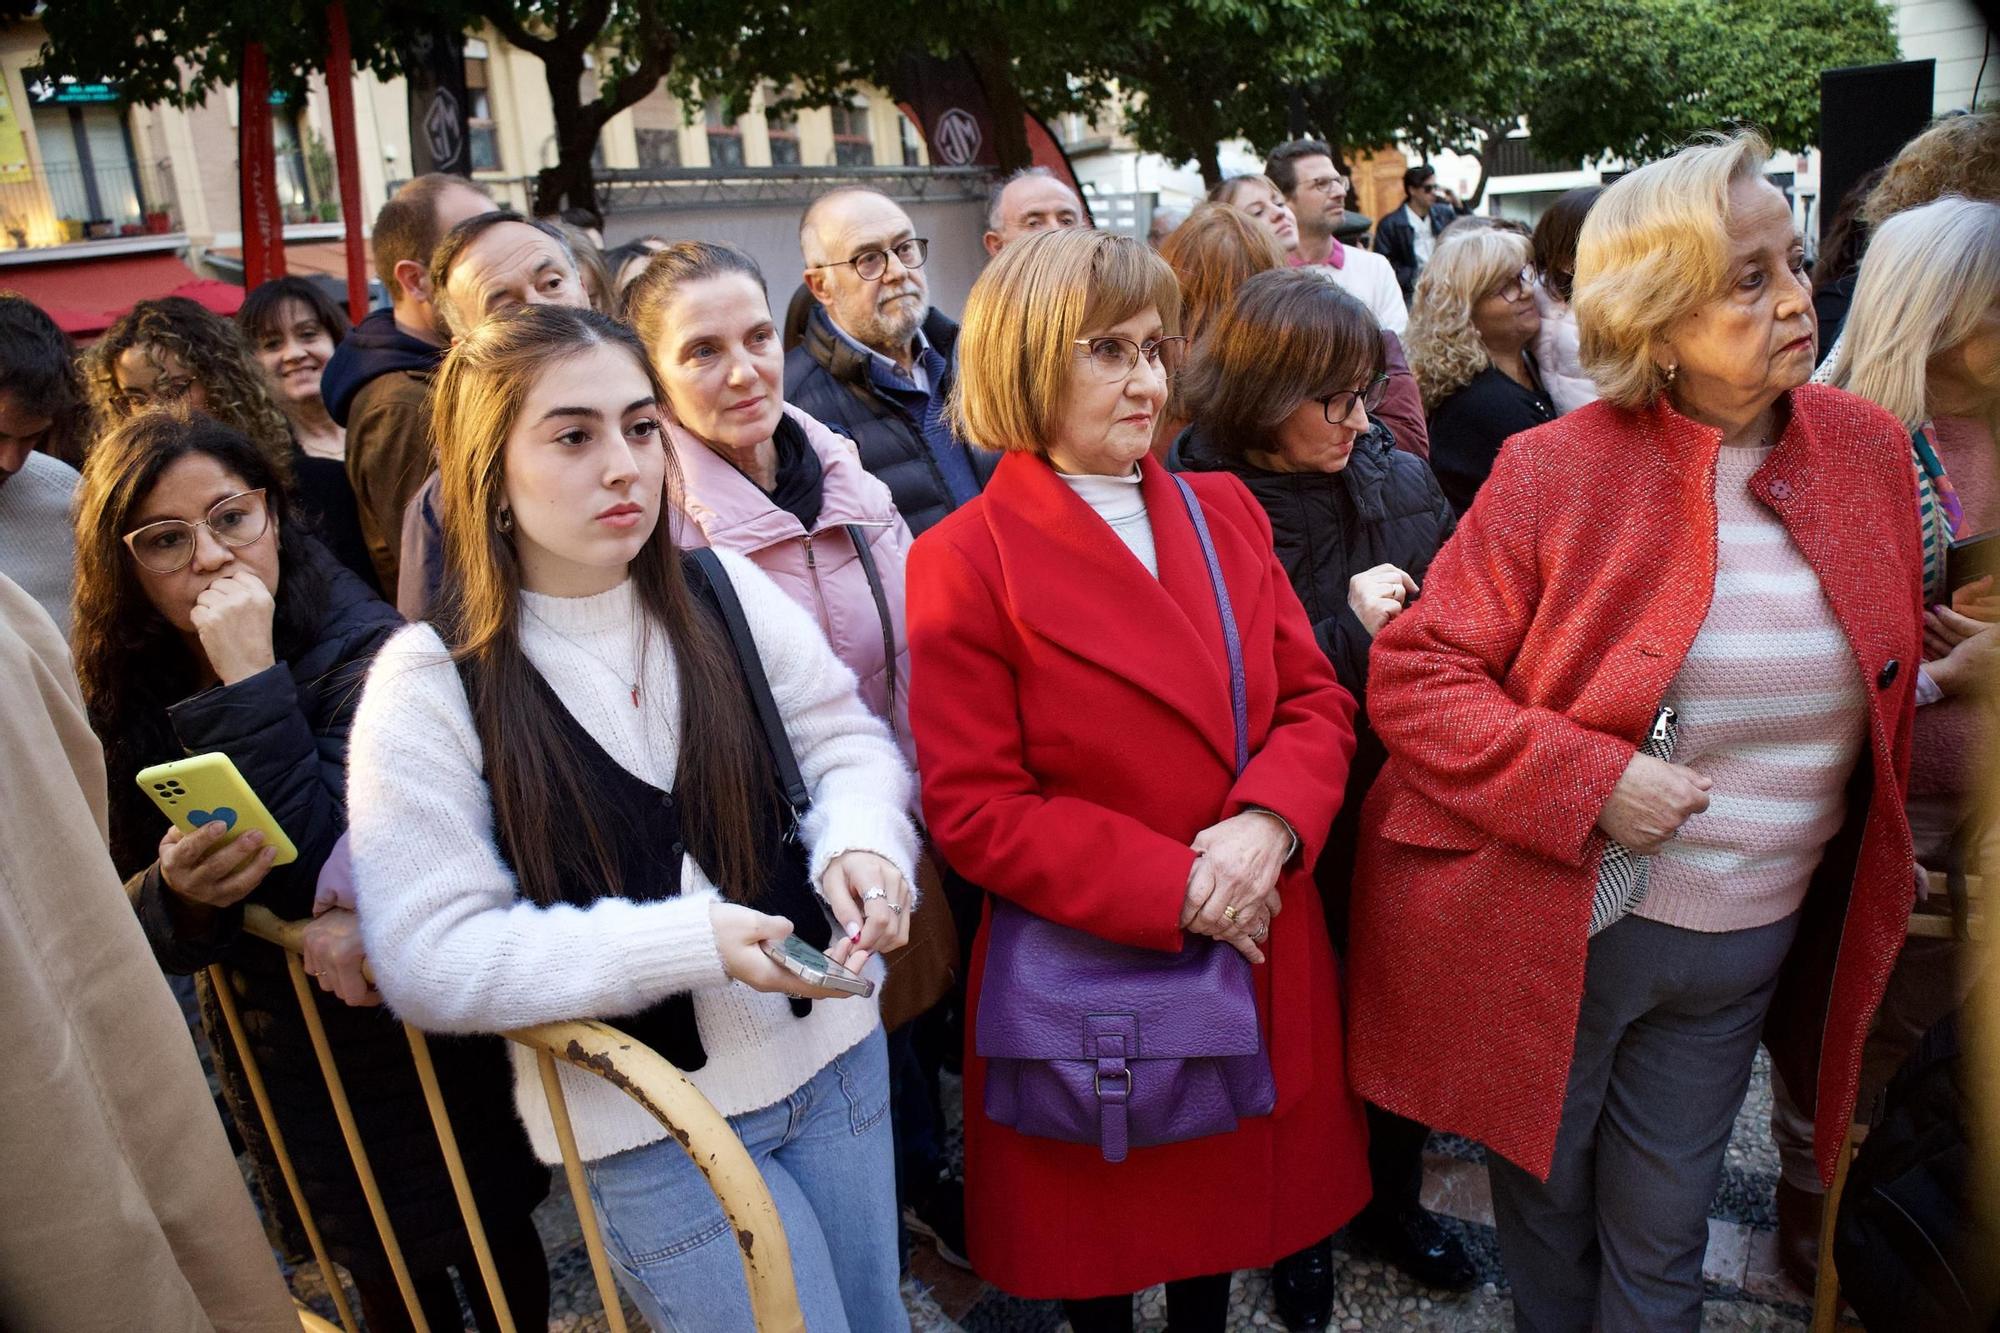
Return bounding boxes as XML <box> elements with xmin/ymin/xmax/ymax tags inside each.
<box><xmin>237</xmin><ymin>42</ymin><xmax>285</xmax><ymax>287</ymax></box>
<box><xmin>324</xmin><ymin>4</ymin><xmax>368</xmax><ymax>321</ymax></box>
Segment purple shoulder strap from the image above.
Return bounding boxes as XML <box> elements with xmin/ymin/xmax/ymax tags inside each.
<box><xmin>1169</xmin><ymin>473</ymin><xmax>1248</xmax><ymax>776</ymax></box>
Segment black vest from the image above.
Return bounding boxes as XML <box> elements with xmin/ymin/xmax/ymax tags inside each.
<box><xmin>453</xmin><ymin>564</ymin><xmax>828</xmax><ymax>1072</ymax></box>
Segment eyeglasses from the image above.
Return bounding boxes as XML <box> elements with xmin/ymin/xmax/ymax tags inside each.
<box><xmin>1072</xmin><ymin>334</ymin><xmax>1188</xmax><ymax>383</ymax></box>
<box><xmin>1319</xmin><ymin>374</ymin><xmax>1391</xmax><ymax>424</ymax></box>
<box><xmin>1302</xmin><ymin>176</ymin><xmax>1345</xmax><ymax>196</ymax></box>
<box><xmin>123</xmin><ymin>489</ymin><xmax>270</xmax><ymax>574</ymax></box>
<box><xmin>116</xmin><ymin>375</ymin><xmax>197</xmax><ymax>414</ymax></box>
<box><xmin>814</xmin><ymin>237</ymin><xmax>929</xmax><ymax>282</ymax></box>
<box><xmin>1495</xmin><ymin>267</ymin><xmax>1537</xmax><ymax>302</ymax></box>
<box><xmin>1413</xmin><ymin>182</ymin><xmax>1438</xmax><ymax>193</ymax></box>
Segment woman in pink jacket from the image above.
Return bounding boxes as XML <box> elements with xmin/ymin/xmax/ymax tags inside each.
<box><xmin>624</xmin><ymin>244</ymin><xmax>968</xmax><ymax>1311</ymax></box>
<box><xmin>626</xmin><ymin>242</ymin><xmax>914</xmax><ymax>762</ymax></box>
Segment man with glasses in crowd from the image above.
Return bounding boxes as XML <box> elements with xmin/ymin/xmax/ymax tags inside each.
<box><xmin>786</xmin><ymin>186</ymin><xmax>997</xmax><ymax>535</ymax></box>
<box><xmin>1374</xmin><ymin>163</ymin><xmax>1459</xmax><ymax>302</ymax></box>
<box><xmin>1267</xmin><ymin>139</ymin><xmax>1410</xmax><ymax>337</ymax></box>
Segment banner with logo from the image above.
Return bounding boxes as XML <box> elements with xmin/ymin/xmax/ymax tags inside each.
<box><xmin>404</xmin><ymin>29</ymin><xmax>471</xmax><ymax>177</ymax></box>
<box><xmin>894</xmin><ymin>51</ymin><xmax>1090</xmax><ymax>222</ymax></box>
<box><xmin>0</xmin><ymin>83</ymin><xmax>31</xmax><ymax>185</ymax></box>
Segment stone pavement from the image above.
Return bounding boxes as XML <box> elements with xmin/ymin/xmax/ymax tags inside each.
<box><xmin>277</xmin><ymin>1051</ymin><xmax>1846</xmax><ymax>1331</ymax></box>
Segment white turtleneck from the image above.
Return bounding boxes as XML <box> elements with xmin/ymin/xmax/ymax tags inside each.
<box><xmin>1059</xmin><ymin>467</ymin><xmax>1158</xmax><ymax>576</ymax></box>
<box><xmin>346</xmin><ymin>549</ymin><xmax>918</xmax><ymax>1163</ymax></box>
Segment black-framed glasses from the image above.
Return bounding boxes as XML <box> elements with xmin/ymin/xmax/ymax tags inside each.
<box><xmin>123</xmin><ymin>489</ymin><xmax>270</xmax><ymax>574</ymax></box>
<box><xmin>1072</xmin><ymin>334</ymin><xmax>1188</xmax><ymax>383</ymax></box>
<box><xmin>116</xmin><ymin>375</ymin><xmax>197</xmax><ymax>414</ymax></box>
<box><xmin>1318</xmin><ymin>373</ymin><xmax>1391</xmax><ymax>424</ymax></box>
<box><xmin>815</xmin><ymin>237</ymin><xmax>929</xmax><ymax>282</ymax></box>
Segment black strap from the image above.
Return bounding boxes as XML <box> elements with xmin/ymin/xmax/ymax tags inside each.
<box><xmin>688</xmin><ymin>548</ymin><xmax>809</xmax><ymax>814</ymax></box>
<box><xmin>845</xmin><ymin>524</ymin><xmax>898</xmax><ymax>720</ymax></box>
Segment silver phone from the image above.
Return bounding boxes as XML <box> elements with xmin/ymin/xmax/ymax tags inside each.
<box><xmin>761</xmin><ymin>935</ymin><xmax>876</xmax><ymax>998</ymax></box>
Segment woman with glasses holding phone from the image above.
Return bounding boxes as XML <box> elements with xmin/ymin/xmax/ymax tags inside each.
<box><xmin>86</xmin><ymin>295</ymin><xmax>380</xmax><ymax>591</ymax></box>
<box><xmin>1169</xmin><ymin>270</ymin><xmax>1469</xmax><ymax>1324</ymax></box>
<box><xmin>68</xmin><ymin>407</ymin><xmax>551</xmax><ymax>1333</ymax></box>
<box><xmin>906</xmin><ymin>230</ymin><xmax>1370</xmax><ymax>1331</ymax></box>
<box><xmin>1407</xmin><ymin>228</ymin><xmax>1557</xmax><ymax>514</ymax></box>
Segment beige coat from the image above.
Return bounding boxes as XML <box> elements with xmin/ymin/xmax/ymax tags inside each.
<box><xmin>0</xmin><ymin>575</ymin><xmax>297</xmax><ymax>1332</ymax></box>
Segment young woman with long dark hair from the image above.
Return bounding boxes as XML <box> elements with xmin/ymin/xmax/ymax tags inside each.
<box><xmin>69</xmin><ymin>407</ymin><xmax>549</xmax><ymax>1333</ymax></box>
<box><xmin>347</xmin><ymin>304</ymin><xmax>918</xmax><ymax>1331</ymax></box>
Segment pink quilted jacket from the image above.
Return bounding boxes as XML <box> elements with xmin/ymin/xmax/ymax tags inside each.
<box><xmin>667</xmin><ymin>404</ymin><xmax>916</xmax><ymax>768</ymax></box>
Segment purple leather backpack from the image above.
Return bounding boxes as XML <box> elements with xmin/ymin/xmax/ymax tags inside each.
<box><xmin>975</xmin><ymin>474</ymin><xmax>1276</xmax><ymax>1163</ymax></box>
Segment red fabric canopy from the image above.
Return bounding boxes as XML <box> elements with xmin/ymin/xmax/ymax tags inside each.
<box><xmin>0</xmin><ymin>253</ymin><xmax>243</xmax><ymax>339</ymax></box>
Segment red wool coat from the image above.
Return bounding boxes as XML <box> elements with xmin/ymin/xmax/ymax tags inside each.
<box><xmin>1348</xmin><ymin>387</ymin><xmax>1924</xmax><ymax>1186</ymax></box>
<box><xmin>907</xmin><ymin>452</ymin><xmax>1372</xmax><ymax>1299</ymax></box>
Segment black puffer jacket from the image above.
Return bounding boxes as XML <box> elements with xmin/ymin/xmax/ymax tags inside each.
<box><xmin>784</xmin><ymin>303</ymin><xmax>999</xmax><ymax>535</ymax></box>
<box><xmin>127</xmin><ymin>542</ymin><xmax>546</xmax><ymax>1277</ymax></box>
<box><xmin>1172</xmin><ymin>420</ymin><xmax>1455</xmax><ymax>941</ymax></box>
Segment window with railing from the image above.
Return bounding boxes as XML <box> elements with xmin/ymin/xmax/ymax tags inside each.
<box><xmin>766</xmin><ymin>105</ymin><xmax>801</xmax><ymax>167</ymax></box>
<box><xmin>29</xmin><ymin>99</ymin><xmax>145</xmax><ymax>235</ymax></box>
<box><xmin>467</xmin><ymin>53</ymin><xmax>502</xmax><ymax>171</ymax></box>
<box><xmin>705</xmin><ymin>98</ymin><xmax>744</xmax><ymax>168</ymax></box>
<box><xmin>830</xmin><ymin>97</ymin><xmax>874</xmax><ymax>167</ymax></box>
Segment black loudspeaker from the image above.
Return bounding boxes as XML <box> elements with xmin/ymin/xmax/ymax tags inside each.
<box><xmin>1819</xmin><ymin>60</ymin><xmax>1936</xmax><ymax>243</ymax></box>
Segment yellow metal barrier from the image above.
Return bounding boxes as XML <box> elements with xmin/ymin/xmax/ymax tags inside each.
<box><xmin>215</xmin><ymin>905</ymin><xmax>805</xmax><ymax>1333</ymax></box>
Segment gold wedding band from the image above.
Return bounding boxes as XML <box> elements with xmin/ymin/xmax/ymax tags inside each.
<box><xmin>1222</xmin><ymin>905</ymin><xmax>1240</xmax><ymax>921</ymax></box>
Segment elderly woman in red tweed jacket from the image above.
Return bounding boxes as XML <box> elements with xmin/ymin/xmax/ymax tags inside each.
<box><xmin>1347</xmin><ymin>131</ymin><xmax>1923</xmax><ymax>1333</ymax></box>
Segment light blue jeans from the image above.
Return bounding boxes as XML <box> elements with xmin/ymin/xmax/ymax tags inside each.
<box><xmin>584</xmin><ymin>1027</ymin><xmax>907</xmax><ymax>1332</ymax></box>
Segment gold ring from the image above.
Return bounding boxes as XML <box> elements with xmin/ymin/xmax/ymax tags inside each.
<box><xmin>1222</xmin><ymin>905</ymin><xmax>1239</xmax><ymax>921</ymax></box>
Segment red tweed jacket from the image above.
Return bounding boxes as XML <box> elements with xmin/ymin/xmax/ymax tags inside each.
<box><xmin>1347</xmin><ymin>386</ymin><xmax>1923</xmax><ymax>1184</ymax></box>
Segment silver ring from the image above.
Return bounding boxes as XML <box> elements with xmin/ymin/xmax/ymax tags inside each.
<box><xmin>888</xmin><ymin>901</ymin><xmax>905</xmax><ymax>916</ymax></box>
<box><xmin>862</xmin><ymin>887</ymin><xmax>888</xmax><ymax>904</ymax></box>
<box><xmin>1252</xmin><ymin>924</ymin><xmax>1268</xmax><ymax>941</ymax></box>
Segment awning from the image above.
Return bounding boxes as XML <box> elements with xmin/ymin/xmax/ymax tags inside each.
<box><xmin>0</xmin><ymin>253</ymin><xmax>243</xmax><ymax>339</ymax></box>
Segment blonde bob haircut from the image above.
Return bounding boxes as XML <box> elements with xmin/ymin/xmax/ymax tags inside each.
<box><xmin>1406</xmin><ymin>228</ymin><xmax>1532</xmax><ymax>412</ymax></box>
<box><xmin>1829</xmin><ymin>196</ymin><xmax>2000</xmax><ymax>434</ymax></box>
<box><xmin>952</xmin><ymin>228</ymin><xmax>1182</xmax><ymax>454</ymax></box>
<box><xmin>1572</xmin><ymin>131</ymin><xmax>1775</xmax><ymax>409</ymax></box>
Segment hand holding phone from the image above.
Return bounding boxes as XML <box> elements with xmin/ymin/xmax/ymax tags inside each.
<box><xmin>139</xmin><ymin>752</ymin><xmax>296</xmax><ymax>908</ymax></box>
<box><xmin>710</xmin><ymin>902</ymin><xmax>873</xmax><ymax>1000</ymax></box>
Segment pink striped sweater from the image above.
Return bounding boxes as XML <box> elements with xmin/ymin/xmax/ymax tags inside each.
<box><xmin>1637</xmin><ymin>444</ymin><xmax>1868</xmax><ymax>933</ymax></box>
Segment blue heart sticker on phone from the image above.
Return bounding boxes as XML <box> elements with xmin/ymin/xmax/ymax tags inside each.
<box><xmin>188</xmin><ymin>807</ymin><xmax>239</xmax><ymax>831</ymax></box>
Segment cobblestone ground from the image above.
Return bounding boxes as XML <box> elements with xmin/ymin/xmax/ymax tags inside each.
<box><xmin>271</xmin><ymin>1052</ymin><xmax>1846</xmax><ymax>1331</ymax></box>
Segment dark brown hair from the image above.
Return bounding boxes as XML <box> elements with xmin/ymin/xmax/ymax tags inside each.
<box><xmin>0</xmin><ymin>293</ymin><xmax>92</xmax><ymax>466</ymax></box>
<box><xmin>1179</xmin><ymin>268</ymin><xmax>1386</xmax><ymax>455</ymax></box>
<box><xmin>1812</xmin><ymin>164</ymin><xmax>1886</xmax><ymax>296</ymax></box>
<box><xmin>1267</xmin><ymin>139</ymin><xmax>1335</xmax><ymax>198</ymax></box>
<box><xmin>427</xmin><ymin>303</ymin><xmax>776</xmax><ymax>907</ymax></box>
<box><xmin>1532</xmin><ymin>185</ymin><xmax>1605</xmax><ymax>304</ymax></box>
<box><xmin>236</xmin><ymin>276</ymin><xmax>352</xmax><ymax>349</ymax></box>
<box><xmin>71</xmin><ymin>408</ymin><xmax>326</xmax><ymax>877</ymax></box>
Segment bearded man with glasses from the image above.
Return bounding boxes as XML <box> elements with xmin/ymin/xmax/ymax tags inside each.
<box><xmin>786</xmin><ymin>186</ymin><xmax>999</xmax><ymax>536</ymax></box>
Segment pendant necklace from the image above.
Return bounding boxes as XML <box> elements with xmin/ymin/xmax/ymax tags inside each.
<box><xmin>528</xmin><ymin>610</ymin><xmax>642</xmax><ymax>708</ymax></box>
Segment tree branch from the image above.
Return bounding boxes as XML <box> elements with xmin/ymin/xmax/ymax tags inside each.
<box><xmin>477</xmin><ymin>2</ymin><xmax>553</xmax><ymax>58</ymax></box>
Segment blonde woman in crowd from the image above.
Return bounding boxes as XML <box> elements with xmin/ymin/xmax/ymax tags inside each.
<box><xmin>1406</xmin><ymin>228</ymin><xmax>1556</xmax><ymax>512</ymax></box>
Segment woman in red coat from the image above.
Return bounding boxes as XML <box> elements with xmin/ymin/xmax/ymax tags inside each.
<box><xmin>1348</xmin><ymin>132</ymin><xmax>1924</xmax><ymax>1332</ymax></box>
<box><xmin>907</xmin><ymin>229</ymin><xmax>1371</xmax><ymax>1330</ymax></box>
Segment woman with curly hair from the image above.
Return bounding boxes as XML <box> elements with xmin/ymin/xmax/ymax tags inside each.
<box><xmin>88</xmin><ymin>296</ymin><xmax>380</xmax><ymax>591</ymax></box>
<box><xmin>1407</xmin><ymin>227</ymin><xmax>1555</xmax><ymax>514</ymax></box>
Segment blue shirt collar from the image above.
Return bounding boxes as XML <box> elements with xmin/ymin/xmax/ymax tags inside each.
<box><xmin>826</xmin><ymin>310</ymin><xmax>932</xmax><ymax>385</ymax></box>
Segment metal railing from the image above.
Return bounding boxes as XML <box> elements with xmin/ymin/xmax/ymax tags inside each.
<box><xmin>223</xmin><ymin>905</ymin><xmax>805</xmax><ymax>1333</ymax></box>
<box><xmin>0</xmin><ymin>156</ymin><xmax>179</xmax><ymax>251</ymax></box>
<box><xmin>431</xmin><ymin>164</ymin><xmax>1000</xmax><ymax>217</ymax></box>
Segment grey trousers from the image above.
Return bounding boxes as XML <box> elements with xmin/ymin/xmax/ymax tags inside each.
<box><xmin>1487</xmin><ymin>911</ymin><xmax>1800</xmax><ymax>1333</ymax></box>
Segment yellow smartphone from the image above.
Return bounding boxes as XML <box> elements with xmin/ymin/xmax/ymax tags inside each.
<box><xmin>135</xmin><ymin>752</ymin><xmax>298</xmax><ymax>866</ymax></box>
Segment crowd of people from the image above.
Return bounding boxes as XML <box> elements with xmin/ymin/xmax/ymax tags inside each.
<box><xmin>1</xmin><ymin>111</ymin><xmax>1995</xmax><ymax>1333</ymax></box>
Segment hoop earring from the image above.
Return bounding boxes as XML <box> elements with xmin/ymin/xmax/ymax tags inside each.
<box><xmin>496</xmin><ymin>505</ymin><xmax>514</xmax><ymax>534</ymax></box>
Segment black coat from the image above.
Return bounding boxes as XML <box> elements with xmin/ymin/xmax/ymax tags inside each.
<box><xmin>1373</xmin><ymin>202</ymin><xmax>1457</xmax><ymax>299</ymax></box>
<box><xmin>1171</xmin><ymin>420</ymin><xmax>1455</xmax><ymax>943</ymax></box>
<box><xmin>783</xmin><ymin>303</ymin><xmax>999</xmax><ymax>535</ymax></box>
<box><xmin>1426</xmin><ymin>361</ymin><xmax>1558</xmax><ymax>516</ymax></box>
<box><xmin>129</xmin><ymin>543</ymin><xmax>546</xmax><ymax>1277</ymax></box>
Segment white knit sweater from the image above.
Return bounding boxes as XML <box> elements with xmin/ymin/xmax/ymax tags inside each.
<box><xmin>346</xmin><ymin>549</ymin><xmax>917</xmax><ymax>1164</ymax></box>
